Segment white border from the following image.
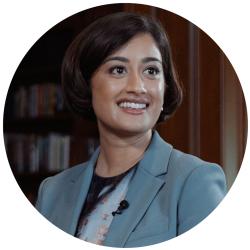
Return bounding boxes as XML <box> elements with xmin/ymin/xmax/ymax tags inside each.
<box><xmin>0</xmin><ymin>0</ymin><xmax>249</xmax><ymax>249</ymax></box>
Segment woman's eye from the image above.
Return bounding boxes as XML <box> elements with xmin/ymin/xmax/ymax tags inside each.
<box><xmin>109</xmin><ymin>66</ymin><xmax>126</xmax><ymax>75</ymax></box>
<box><xmin>144</xmin><ymin>67</ymin><xmax>160</xmax><ymax>76</ymax></box>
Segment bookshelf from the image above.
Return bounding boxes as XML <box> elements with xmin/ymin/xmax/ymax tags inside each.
<box><xmin>4</xmin><ymin>80</ymin><xmax>100</xmax><ymax>204</ymax></box>
<box><xmin>2</xmin><ymin>5</ymin><xmax>114</xmax><ymax>204</ymax></box>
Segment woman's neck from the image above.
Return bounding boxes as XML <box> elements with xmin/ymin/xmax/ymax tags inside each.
<box><xmin>95</xmin><ymin>126</ymin><xmax>152</xmax><ymax>177</ymax></box>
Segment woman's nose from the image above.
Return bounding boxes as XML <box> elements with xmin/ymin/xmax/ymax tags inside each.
<box><xmin>125</xmin><ymin>72</ymin><xmax>147</xmax><ymax>94</ymax></box>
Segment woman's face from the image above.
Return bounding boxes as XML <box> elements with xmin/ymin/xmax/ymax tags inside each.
<box><xmin>91</xmin><ymin>33</ymin><xmax>165</xmax><ymax>136</ymax></box>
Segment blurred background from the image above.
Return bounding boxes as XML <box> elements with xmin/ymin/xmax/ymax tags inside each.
<box><xmin>3</xmin><ymin>3</ymin><xmax>247</xmax><ymax>204</ymax></box>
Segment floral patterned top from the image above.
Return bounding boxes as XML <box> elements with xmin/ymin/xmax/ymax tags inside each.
<box><xmin>76</xmin><ymin>167</ymin><xmax>136</xmax><ymax>245</ymax></box>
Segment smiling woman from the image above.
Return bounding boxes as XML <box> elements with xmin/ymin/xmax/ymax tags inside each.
<box><xmin>91</xmin><ymin>34</ymin><xmax>165</xmax><ymax>145</ymax></box>
<box><xmin>35</xmin><ymin>12</ymin><xmax>227</xmax><ymax>247</ymax></box>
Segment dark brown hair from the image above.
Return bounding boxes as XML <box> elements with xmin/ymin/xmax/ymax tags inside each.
<box><xmin>61</xmin><ymin>12</ymin><xmax>182</xmax><ymax>122</ymax></box>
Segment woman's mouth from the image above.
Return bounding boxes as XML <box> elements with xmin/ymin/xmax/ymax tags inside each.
<box><xmin>117</xmin><ymin>101</ymin><xmax>149</xmax><ymax>115</ymax></box>
<box><xmin>118</xmin><ymin>102</ymin><xmax>147</xmax><ymax>110</ymax></box>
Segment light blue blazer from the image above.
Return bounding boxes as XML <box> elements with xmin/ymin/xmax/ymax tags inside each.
<box><xmin>36</xmin><ymin>131</ymin><xmax>227</xmax><ymax>247</ymax></box>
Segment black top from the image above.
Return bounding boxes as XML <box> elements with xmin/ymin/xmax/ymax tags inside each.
<box><xmin>76</xmin><ymin>165</ymin><xmax>137</xmax><ymax>234</ymax></box>
<box><xmin>83</xmin><ymin>172</ymin><xmax>127</xmax><ymax>215</ymax></box>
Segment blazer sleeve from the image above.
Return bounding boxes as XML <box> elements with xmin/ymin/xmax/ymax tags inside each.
<box><xmin>177</xmin><ymin>163</ymin><xmax>227</xmax><ymax>235</ymax></box>
<box><xmin>35</xmin><ymin>177</ymin><xmax>52</xmax><ymax>213</ymax></box>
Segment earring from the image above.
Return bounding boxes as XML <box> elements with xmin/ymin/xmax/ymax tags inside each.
<box><xmin>161</xmin><ymin>107</ymin><xmax>163</xmax><ymax>111</ymax></box>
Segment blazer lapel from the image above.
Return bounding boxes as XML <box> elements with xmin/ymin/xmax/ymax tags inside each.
<box><xmin>59</xmin><ymin>148</ymin><xmax>100</xmax><ymax>235</ymax></box>
<box><xmin>104</xmin><ymin>131</ymin><xmax>173</xmax><ymax>247</ymax></box>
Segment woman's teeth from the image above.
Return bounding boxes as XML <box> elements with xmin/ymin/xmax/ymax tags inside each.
<box><xmin>119</xmin><ymin>102</ymin><xmax>147</xmax><ymax>109</ymax></box>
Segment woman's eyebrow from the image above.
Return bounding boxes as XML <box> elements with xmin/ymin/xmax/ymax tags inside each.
<box><xmin>103</xmin><ymin>56</ymin><xmax>129</xmax><ymax>63</ymax></box>
<box><xmin>141</xmin><ymin>57</ymin><xmax>162</xmax><ymax>64</ymax></box>
<box><xmin>103</xmin><ymin>56</ymin><xmax>162</xmax><ymax>64</ymax></box>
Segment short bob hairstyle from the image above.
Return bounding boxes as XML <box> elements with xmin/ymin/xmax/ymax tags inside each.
<box><xmin>61</xmin><ymin>12</ymin><xmax>182</xmax><ymax>123</ymax></box>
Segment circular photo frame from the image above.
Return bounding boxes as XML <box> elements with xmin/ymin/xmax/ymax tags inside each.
<box><xmin>3</xmin><ymin>3</ymin><xmax>247</xmax><ymax>248</ymax></box>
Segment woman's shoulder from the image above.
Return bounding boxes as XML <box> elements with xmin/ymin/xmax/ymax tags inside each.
<box><xmin>43</xmin><ymin>161</ymin><xmax>90</xmax><ymax>187</ymax></box>
<box><xmin>150</xmin><ymin>131</ymin><xmax>225</xmax><ymax>180</ymax></box>
<box><xmin>36</xmin><ymin>161</ymin><xmax>92</xmax><ymax>212</ymax></box>
<box><xmin>167</xmin><ymin>147</ymin><xmax>225</xmax><ymax>179</ymax></box>
<box><xmin>163</xmin><ymin>147</ymin><xmax>227</xmax><ymax>204</ymax></box>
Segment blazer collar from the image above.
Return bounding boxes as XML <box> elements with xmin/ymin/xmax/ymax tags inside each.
<box><xmin>138</xmin><ymin>130</ymin><xmax>173</xmax><ymax>176</ymax></box>
<box><xmin>66</xmin><ymin>130</ymin><xmax>173</xmax><ymax>246</ymax></box>
<box><xmin>64</xmin><ymin>149</ymin><xmax>99</xmax><ymax>235</ymax></box>
<box><xmin>104</xmin><ymin>130</ymin><xmax>173</xmax><ymax>247</ymax></box>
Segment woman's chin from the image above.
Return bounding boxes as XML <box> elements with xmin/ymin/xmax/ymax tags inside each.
<box><xmin>97</xmin><ymin>116</ymin><xmax>155</xmax><ymax>137</ymax></box>
<box><xmin>113</xmin><ymin>123</ymin><xmax>153</xmax><ymax>137</ymax></box>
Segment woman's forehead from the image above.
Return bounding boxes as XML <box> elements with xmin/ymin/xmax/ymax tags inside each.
<box><xmin>106</xmin><ymin>33</ymin><xmax>162</xmax><ymax>62</ymax></box>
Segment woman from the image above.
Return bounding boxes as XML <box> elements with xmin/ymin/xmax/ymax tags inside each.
<box><xmin>36</xmin><ymin>12</ymin><xmax>227</xmax><ymax>247</ymax></box>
